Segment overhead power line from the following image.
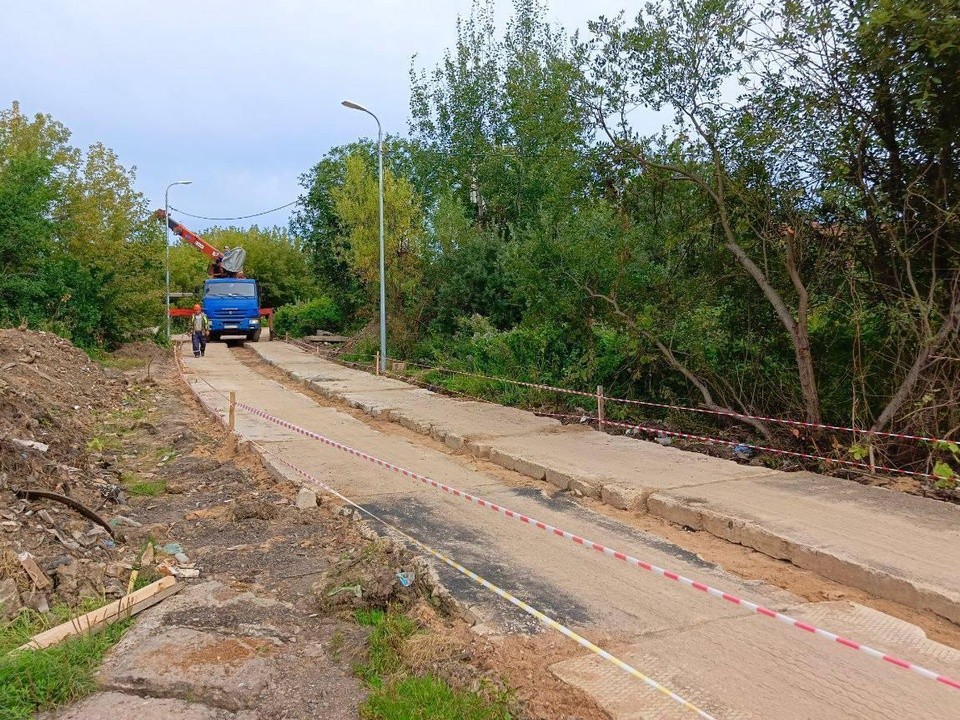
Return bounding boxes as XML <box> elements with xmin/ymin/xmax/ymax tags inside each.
<box><xmin>168</xmin><ymin>200</ymin><xmax>299</xmax><ymax>221</ymax></box>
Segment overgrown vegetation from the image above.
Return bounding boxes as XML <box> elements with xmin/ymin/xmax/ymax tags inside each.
<box><xmin>0</xmin><ymin>603</ymin><xmax>130</xmax><ymax>719</ymax></box>
<box><xmin>354</xmin><ymin>607</ymin><xmax>512</xmax><ymax>720</ymax></box>
<box><xmin>293</xmin><ymin>0</ymin><xmax>960</xmax><ymax>478</ymax></box>
<box><xmin>274</xmin><ymin>295</ymin><xmax>344</xmax><ymax>337</ymax></box>
<box><xmin>0</xmin><ymin>103</ymin><xmax>162</xmax><ymax>349</ymax></box>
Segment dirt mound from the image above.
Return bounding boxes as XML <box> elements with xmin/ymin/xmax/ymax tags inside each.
<box><xmin>0</xmin><ymin>328</ymin><xmax>125</xmax><ymax>466</ymax></box>
<box><xmin>0</xmin><ymin>329</ymin><xmax>129</xmax><ymax>616</ymax></box>
<box><xmin>110</xmin><ymin>340</ymin><xmax>167</xmax><ymax>364</ymax></box>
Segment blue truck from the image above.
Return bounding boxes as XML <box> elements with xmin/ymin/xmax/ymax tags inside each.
<box><xmin>203</xmin><ymin>277</ymin><xmax>262</xmax><ymax>342</ymax></box>
<box><xmin>156</xmin><ymin>210</ymin><xmax>264</xmax><ymax>342</ymax></box>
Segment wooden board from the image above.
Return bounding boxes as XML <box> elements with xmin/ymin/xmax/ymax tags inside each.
<box><xmin>16</xmin><ymin>576</ymin><xmax>180</xmax><ymax>651</ymax></box>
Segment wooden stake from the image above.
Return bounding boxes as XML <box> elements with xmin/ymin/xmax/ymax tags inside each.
<box><xmin>229</xmin><ymin>391</ymin><xmax>236</xmax><ymax>432</ymax></box>
<box><xmin>597</xmin><ymin>385</ymin><xmax>605</xmax><ymax>432</ymax></box>
<box><xmin>375</xmin><ymin>351</ymin><xmax>380</xmax><ymax>376</ymax></box>
<box><xmin>126</xmin><ymin>569</ymin><xmax>139</xmax><ymax>596</ymax></box>
<box><xmin>16</xmin><ymin>577</ymin><xmax>181</xmax><ymax>652</ymax></box>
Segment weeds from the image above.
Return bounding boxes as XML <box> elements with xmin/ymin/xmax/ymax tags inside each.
<box><xmin>121</xmin><ymin>472</ymin><xmax>166</xmax><ymax>497</ymax></box>
<box><xmin>354</xmin><ymin>607</ymin><xmax>511</xmax><ymax>720</ymax></box>
<box><xmin>0</xmin><ymin>602</ymin><xmax>130</xmax><ymax>719</ymax></box>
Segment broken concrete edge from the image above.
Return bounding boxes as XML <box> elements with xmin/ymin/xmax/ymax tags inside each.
<box><xmin>646</xmin><ymin>494</ymin><xmax>960</xmax><ymax>625</ymax></box>
<box><xmin>17</xmin><ymin>577</ymin><xmax>183</xmax><ymax>652</ymax></box>
<box><xmin>253</xmin><ymin>345</ymin><xmax>960</xmax><ymax>626</ymax></box>
<box><xmin>177</xmin><ymin>359</ymin><xmax>475</xmax><ymax>630</ymax></box>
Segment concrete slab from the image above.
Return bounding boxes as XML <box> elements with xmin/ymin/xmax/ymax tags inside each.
<box><xmin>247</xmin><ymin>343</ymin><xmax>960</xmax><ymax>624</ymax></box>
<box><xmin>651</xmin><ymin>473</ymin><xmax>960</xmax><ymax>623</ymax></box>
<box><xmin>100</xmin><ymin>626</ymin><xmax>276</xmax><ymax>711</ymax></box>
<box><xmin>471</xmin><ymin>428</ymin><xmax>773</xmax><ymax>497</ymax></box>
<box><xmin>552</xmin><ymin>601</ymin><xmax>960</xmax><ymax>719</ymax></box>
<box><xmin>51</xmin><ymin>692</ymin><xmax>251</xmax><ymax>720</ymax></box>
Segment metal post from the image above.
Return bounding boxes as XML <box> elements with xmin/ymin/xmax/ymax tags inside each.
<box><xmin>164</xmin><ymin>181</ymin><xmax>192</xmax><ymax>340</ymax></box>
<box><xmin>229</xmin><ymin>391</ymin><xmax>236</xmax><ymax>432</ymax></box>
<box><xmin>377</xmin><ymin>124</ymin><xmax>386</xmax><ymax>374</ymax></box>
<box><xmin>597</xmin><ymin>385</ymin><xmax>605</xmax><ymax>431</ymax></box>
<box><xmin>165</xmin><ymin>190</ymin><xmax>171</xmax><ymax>340</ymax></box>
<box><xmin>341</xmin><ymin>101</ymin><xmax>386</xmax><ymax>374</ymax></box>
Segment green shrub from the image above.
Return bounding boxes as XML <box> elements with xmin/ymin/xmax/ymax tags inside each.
<box><xmin>274</xmin><ymin>296</ymin><xmax>343</xmax><ymax>338</ymax></box>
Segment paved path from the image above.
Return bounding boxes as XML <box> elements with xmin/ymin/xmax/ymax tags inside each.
<box><xmin>249</xmin><ymin>341</ymin><xmax>960</xmax><ymax>627</ymax></box>
<box><xmin>180</xmin><ymin>341</ymin><xmax>960</xmax><ymax>719</ymax></box>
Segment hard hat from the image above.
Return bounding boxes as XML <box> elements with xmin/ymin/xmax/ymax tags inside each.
<box><xmin>193</xmin><ymin>304</ymin><xmax>201</xmax><ymax>311</ymax></box>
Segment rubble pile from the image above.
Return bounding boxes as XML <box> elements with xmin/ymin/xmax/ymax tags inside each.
<box><xmin>0</xmin><ymin>328</ymin><xmax>131</xmax><ymax>617</ymax></box>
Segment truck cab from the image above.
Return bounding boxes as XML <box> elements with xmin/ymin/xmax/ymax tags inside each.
<box><xmin>203</xmin><ymin>278</ymin><xmax>262</xmax><ymax>342</ymax></box>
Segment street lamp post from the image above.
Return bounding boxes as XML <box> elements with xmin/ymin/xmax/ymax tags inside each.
<box><xmin>341</xmin><ymin>100</ymin><xmax>386</xmax><ymax>373</ymax></box>
<box><xmin>165</xmin><ymin>180</ymin><xmax>193</xmax><ymax>340</ymax></box>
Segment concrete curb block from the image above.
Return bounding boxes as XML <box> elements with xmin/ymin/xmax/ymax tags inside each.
<box><xmin>646</xmin><ymin>493</ymin><xmax>960</xmax><ymax>625</ymax></box>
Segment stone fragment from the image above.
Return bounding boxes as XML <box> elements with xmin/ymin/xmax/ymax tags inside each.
<box><xmin>295</xmin><ymin>487</ymin><xmax>318</xmax><ymax>510</ymax></box>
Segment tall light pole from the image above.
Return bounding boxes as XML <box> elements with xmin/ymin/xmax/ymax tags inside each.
<box><xmin>165</xmin><ymin>180</ymin><xmax>192</xmax><ymax>340</ymax></box>
<box><xmin>341</xmin><ymin>100</ymin><xmax>386</xmax><ymax>373</ymax></box>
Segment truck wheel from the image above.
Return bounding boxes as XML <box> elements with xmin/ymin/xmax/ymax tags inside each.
<box><xmin>247</xmin><ymin>328</ymin><xmax>262</xmax><ymax>343</ymax></box>
<box><xmin>209</xmin><ymin>332</ymin><xmax>221</xmax><ymax>342</ymax></box>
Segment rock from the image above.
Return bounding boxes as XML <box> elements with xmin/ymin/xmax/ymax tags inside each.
<box><xmin>43</xmin><ymin>555</ymin><xmax>74</xmax><ymax>572</ymax></box>
<box><xmin>12</xmin><ymin>438</ymin><xmax>49</xmax><ymax>452</ymax></box>
<box><xmin>162</xmin><ymin>543</ymin><xmax>184</xmax><ymax>555</ymax></box>
<box><xmin>295</xmin><ymin>488</ymin><xmax>318</xmax><ymax>510</ymax></box>
<box><xmin>21</xmin><ymin>590</ymin><xmax>50</xmax><ymax>614</ymax></box>
<box><xmin>111</xmin><ymin>515</ymin><xmax>142</xmax><ymax>528</ymax></box>
<box><xmin>231</xmin><ymin>501</ymin><xmax>278</xmax><ymax>522</ymax></box>
<box><xmin>0</xmin><ymin>578</ymin><xmax>22</xmax><ymax>618</ymax></box>
<box><xmin>174</xmin><ymin>552</ymin><xmax>190</xmax><ymax>564</ymax></box>
<box><xmin>165</xmin><ymin>480</ymin><xmax>188</xmax><ymax>494</ymax></box>
<box><xmin>140</xmin><ymin>544</ymin><xmax>155</xmax><ymax>567</ymax></box>
<box><xmin>54</xmin><ymin>560</ymin><xmax>81</xmax><ymax>596</ymax></box>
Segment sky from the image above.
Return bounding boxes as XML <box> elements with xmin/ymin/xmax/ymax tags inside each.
<box><xmin>2</xmin><ymin>0</ymin><xmax>633</xmax><ymax>233</ymax></box>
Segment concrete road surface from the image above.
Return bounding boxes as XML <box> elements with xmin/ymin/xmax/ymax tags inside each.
<box><xmin>180</xmin><ymin>340</ymin><xmax>960</xmax><ymax>719</ymax></box>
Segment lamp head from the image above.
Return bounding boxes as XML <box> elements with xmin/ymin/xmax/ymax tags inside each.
<box><xmin>341</xmin><ymin>100</ymin><xmax>368</xmax><ymax>113</ymax></box>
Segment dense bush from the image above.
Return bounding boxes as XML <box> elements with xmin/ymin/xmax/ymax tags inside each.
<box><xmin>273</xmin><ymin>296</ymin><xmax>343</xmax><ymax>338</ymax></box>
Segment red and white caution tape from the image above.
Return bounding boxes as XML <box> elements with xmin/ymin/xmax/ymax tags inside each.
<box><xmin>388</xmin><ymin>357</ymin><xmax>952</xmax><ymax>446</ymax></box>
<box><xmin>545</xmin><ymin>413</ymin><xmax>935</xmax><ymax>480</ymax></box>
<box><xmin>234</xmin><ymin>399</ymin><xmax>960</xmax><ymax>692</ymax></box>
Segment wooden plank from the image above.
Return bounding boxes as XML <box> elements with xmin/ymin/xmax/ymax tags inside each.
<box><xmin>16</xmin><ymin>576</ymin><xmax>180</xmax><ymax>652</ymax></box>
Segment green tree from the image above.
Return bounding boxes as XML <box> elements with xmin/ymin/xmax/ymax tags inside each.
<box><xmin>331</xmin><ymin>151</ymin><xmax>428</xmax><ymax>353</ymax></box>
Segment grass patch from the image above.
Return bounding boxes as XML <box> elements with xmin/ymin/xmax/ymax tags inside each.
<box><xmin>86</xmin><ymin>435</ymin><xmax>124</xmax><ymax>452</ymax></box>
<box><xmin>155</xmin><ymin>447</ymin><xmax>177</xmax><ymax>463</ymax></box>
<box><xmin>355</xmin><ymin>608</ymin><xmax>511</xmax><ymax>720</ymax></box>
<box><xmin>126</xmin><ymin>480</ymin><xmax>166</xmax><ymax>497</ymax></box>
<box><xmin>0</xmin><ymin>602</ymin><xmax>131</xmax><ymax>719</ymax></box>
<box><xmin>121</xmin><ymin>472</ymin><xmax>166</xmax><ymax>497</ymax></box>
<box><xmin>87</xmin><ymin>348</ymin><xmax>148</xmax><ymax>371</ymax></box>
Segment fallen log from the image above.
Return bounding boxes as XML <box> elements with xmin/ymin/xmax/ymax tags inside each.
<box><xmin>12</xmin><ymin>488</ymin><xmax>116</xmax><ymax>539</ymax></box>
<box><xmin>15</xmin><ymin>576</ymin><xmax>181</xmax><ymax>652</ymax></box>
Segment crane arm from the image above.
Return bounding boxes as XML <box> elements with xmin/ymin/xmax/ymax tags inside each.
<box><xmin>153</xmin><ymin>209</ymin><xmax>223</xmax><ymax>261</ymax></box>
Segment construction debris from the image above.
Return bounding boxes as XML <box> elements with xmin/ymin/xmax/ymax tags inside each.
<box><xmin>17</xmin><ymin>551</ymin><xmax>51</xmax><ymax>590</ymax></box>
<box><xmin>16</xmin><ymin>577</ymin><xmax>182</xmax><ymax>652</ymax></box>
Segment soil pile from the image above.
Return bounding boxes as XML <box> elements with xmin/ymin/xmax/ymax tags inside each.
<box><xmin>0</xmin><ymin>329</ymin><xmax>131</xmax><ymax>617</ymax></box>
